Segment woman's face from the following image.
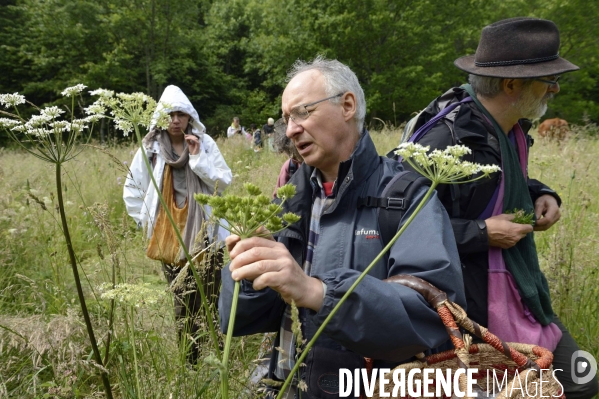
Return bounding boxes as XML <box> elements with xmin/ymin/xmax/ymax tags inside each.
<box><xmin>168</xmin><ymin>111</ymin><xmax>190</xmax><ymax>137</ymax></box>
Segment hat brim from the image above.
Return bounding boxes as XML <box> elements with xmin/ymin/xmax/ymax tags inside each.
<box><xmin>454</xmin><ymin>55</ymin><xmax>579</xmax><ymax>78</ymax></box>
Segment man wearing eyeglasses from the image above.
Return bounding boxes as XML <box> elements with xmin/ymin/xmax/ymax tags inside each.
<box><xmin>397</xmin><ymin>17</ymin><xmax>597</xmax><ymax>399</ymax></box>
<box><xmin>220</xmin><ymin>56</ymin><xmax>466</xmax><ymax>397</ymax></box>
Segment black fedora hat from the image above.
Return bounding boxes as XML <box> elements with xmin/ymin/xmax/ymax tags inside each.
<box><xmin>454</xmin><ymin>17</ymin><xmax>579</xmax><ymax>78</ymax></box>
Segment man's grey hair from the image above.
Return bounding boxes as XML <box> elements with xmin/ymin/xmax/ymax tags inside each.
<box><xmin>469</xmin><ymin>74</ymin><xmax>535</xmax><ymax>98</ymax></box>
<box><xmin>468</xmin><ymin>74</ymin><xmax>504</xmax><ymax>98</ymax></box>
<box><xmin>287</xmin><ymin>55</ymin><xmax>366</xmax><ymax>132</ymax></box>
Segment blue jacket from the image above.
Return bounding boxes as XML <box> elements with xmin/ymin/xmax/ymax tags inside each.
<box><xmin>219</xmin><ymin>130</ymin><xmax>465</xmax><ymax>365</ymax></box>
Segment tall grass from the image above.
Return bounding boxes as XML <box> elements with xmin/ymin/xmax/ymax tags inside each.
<box><xmin>529</xmin><ymin>128</ymin><xmax>599</xmax><ymax>359</ymax></box>
<box><xmin>0</xmin><ymin>128</ymin><xmax>597</xmax><ymax>398</ymax></box>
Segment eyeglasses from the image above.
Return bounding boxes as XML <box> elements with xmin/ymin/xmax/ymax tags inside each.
<box><xmin>279</xmin><ymin>93</ymin><xmax>344</xmax><ymax>126</ymax></box>
<box><xmin>534</xmin><ymin>75</ymin><xmax>561</xmax><ymax>86</ymax></box>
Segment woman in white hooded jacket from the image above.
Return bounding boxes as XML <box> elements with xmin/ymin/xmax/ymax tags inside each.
<box><xmin>123</xmin><ymin>85</ymin><xmax>232</xmax><ymax>363</ymax></box>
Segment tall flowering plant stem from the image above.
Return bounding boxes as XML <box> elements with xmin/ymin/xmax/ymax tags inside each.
<box><xmin>0</xmin><ymin>86</ymin><xmax>113</xmax><ymax>399</ymax></box>
<box><xmin>90</xmin><ymin>90</ymin><xmax>224</xmax><ymax>356</ymax></box>
<box><xmin>276</xmin><ymin>143</ymin><xmax>501</xmax><ymax>398</ymax></box>
<box><xmin>195</xmin><ymin>183</ymin><xmax>300</xmax><ymax>399</ymax></box>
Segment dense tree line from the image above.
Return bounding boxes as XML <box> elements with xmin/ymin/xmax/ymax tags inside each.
<box><xmin>1</xmin><ymin>0</ymin><xmax>597</xmax><ymax>142</ymax></box>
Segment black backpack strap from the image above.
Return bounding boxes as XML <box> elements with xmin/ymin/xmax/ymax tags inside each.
<box><xmin>358</xmin><ymin>171</ymin><xmax>431</xmax><ymax>246</ymax></box>
<box><xmin>385</xmin><ymin>147</ymin><xmax>399</xmax><ymax>161</ymax></box>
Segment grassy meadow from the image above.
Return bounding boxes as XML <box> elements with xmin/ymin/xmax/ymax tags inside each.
<box><xmin>0</xmin><ymin>128</ymin><xmax>597</xmax><ymax>398</ymax></box>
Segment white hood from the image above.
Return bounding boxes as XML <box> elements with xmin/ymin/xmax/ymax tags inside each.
<box><xmin>150</xmin><ymin>85</ymin><xmax>206</xmax><ymax>137</ymax></box>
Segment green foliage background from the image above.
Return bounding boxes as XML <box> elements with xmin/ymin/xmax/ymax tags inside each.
<box><xmin>1</xmin><ymin>0</ymin><xmax>598</xmax><ymax>141</ymax></box>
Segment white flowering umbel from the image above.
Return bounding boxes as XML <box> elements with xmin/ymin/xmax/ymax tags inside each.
<box><xmin>276</xmin><ymin>142</ymin><xmax>501</xmax><ymax>399</ymax></box>
<box><xmin>0</xmin><ymin>85</ymin><xmax>113</xmax><ymax>398</ymax></box>
<box><xmin>61</xmin><ymin>84</ymin><xmax>87</xmax><ymax>97</ymax></box>
<box><xmin>0</xmin><ymin>93</ymin><xmax>26</xmax><ymax>108</ymax></box>
<box><xmin>396</xmin><ymin>142</ymin><xmax>501</xmax><ymax>185</ymax></box>
<box><xmin>90</xmin><ymin>90</ymin><xmax>169</xmax><ymax>137</ymax></box>
<box><xmin>99</xmin><ymin>283</ymin><xmax>166</xmax><ymax>308</ymax></box>
<box><xmin>0</xmin><ymin>86</ymin><xmax>104</xmax><ymax>162</ymax></box>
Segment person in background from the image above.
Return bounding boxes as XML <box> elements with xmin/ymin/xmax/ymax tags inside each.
<box><xmin>263</xmin><ymin>117</ymin><xmax>276</xmax><ymax>152</ymax></box>
<box><xmin>398</xmin><ymin>17</ymin><xmax>597</xmax><ymax>398</ymax></box>
<box><xmin>272</xmin><ymin>120</ymin><xmax>303</xmax><ymax>197</ymax></box>
<box><xmin>123</xmin><ymin>85</ymin><xmax>232</xmax><ymax>364</ymax></box>
<box><xmin>250</xmin><ymin>123</ymin><xmax>263</xmax><ymax>152</ymax></box>
<box><xmin>226</xmin><ymin>116</ymin><xmax>247</xmax><ymax>138</ymax></box>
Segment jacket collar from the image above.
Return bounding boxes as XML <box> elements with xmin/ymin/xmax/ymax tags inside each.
<box><xmin>337</xmin><ymin>129</ymin><xmax>380</xmax><ymax>188</ymax></box>
<box><xmin>277</xmin><ymin>129</ymin><xmax>381</xmax><ymax>241</ymax></box>
<box><xmin>518</xmin><ymin>118</ymin><xmax>532</xmax><ymax>134</ymax></box>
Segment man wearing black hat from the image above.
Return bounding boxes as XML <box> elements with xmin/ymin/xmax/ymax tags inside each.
<box><xmin>399</xmin><ymin>17</ymin><xmax>598</xmax><ymax>398</ymax></box>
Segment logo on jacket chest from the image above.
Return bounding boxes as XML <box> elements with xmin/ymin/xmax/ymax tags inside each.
<box><xmin>354</xmin><ymin>228</ymin><xmax>380</xmax><ymax>240</ymax></box>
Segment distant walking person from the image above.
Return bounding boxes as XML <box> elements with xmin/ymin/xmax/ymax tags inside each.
<box><xmin>250</xmin><ymin>123</ymin><xmax>263</xmax><ymax>151</ymax></box>
<box><xmin>263</xmin><ymin>117</ymin><xmax>276</xmax><ymax>152</ymax></box>
<box><xmin>226</xmin><ymin>116</ymin><xmax>247</xmax><ymax>138</ymax></box>
<box><xmin>123</xmin><ymin>85</ymin><xmax>232</xmax><ymax>364</ymax></box>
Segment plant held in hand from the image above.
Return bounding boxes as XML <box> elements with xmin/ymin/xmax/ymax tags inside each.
<box><xmin>195</xmin><ymin>183</ymin><xmax>300</xmax><ymax>398</ymax></box>
<box><xmin>506</xmin><ymin>208</ymin><xmax>535</xmax><ymax>225</ymax></box>
<box><xmin>195</xmin><ymin>183</ymin><xmax>300</xmax><ymax>239</ymax></box>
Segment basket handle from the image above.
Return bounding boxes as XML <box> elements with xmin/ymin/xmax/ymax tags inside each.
<box><xmin>384</xmin><ymin>274</ymin><xmax>553</xmax><ymax>371</ymax></box>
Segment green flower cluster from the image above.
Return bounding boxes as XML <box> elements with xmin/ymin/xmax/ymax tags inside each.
<box><xmin>506</xmin><ymin>208</ymin><xmax>535</xmax><ymax>225</ymax></box>
<box><xmin>194</xmin><ymin>183</ymin><xmax>300</xmax><ymax>239</ymax></box>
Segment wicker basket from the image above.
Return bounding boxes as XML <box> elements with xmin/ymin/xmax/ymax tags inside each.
<box><xmin>372</xmin><ymin>275</ymin><xmax>564</xmax><ymax>399</ymax></box>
